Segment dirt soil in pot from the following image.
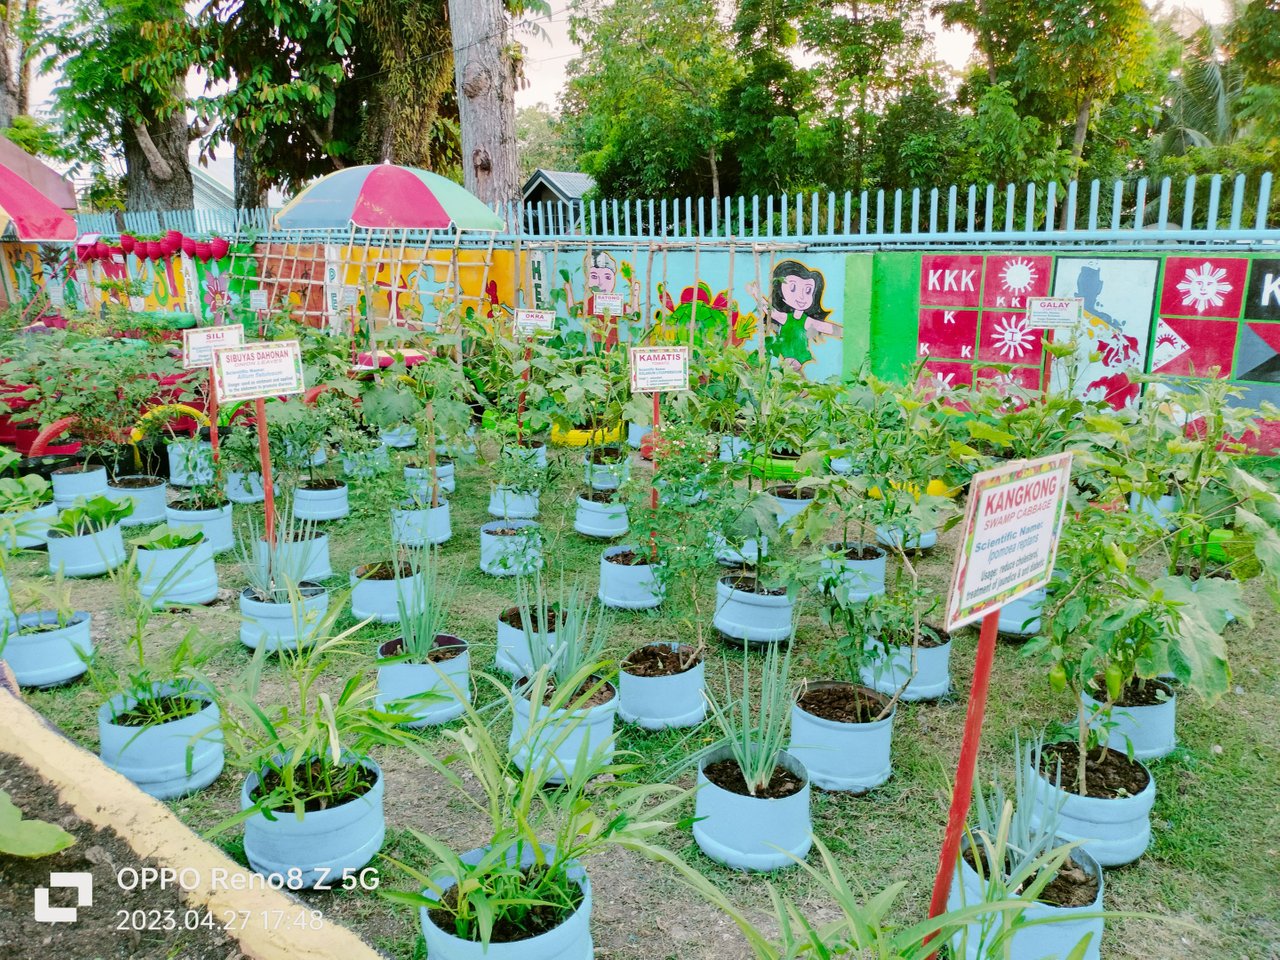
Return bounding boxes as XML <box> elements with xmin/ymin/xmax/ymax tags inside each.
<box><xmin>704</xmin><ymin>758</ymin><xmax>804</xmax><ymax>799</ymax></box>
<box><xmin>798</xmin><ymin>684</ymin><xmax>885</xmax><ymax>723</ymax></box>
<box><xmin>521</xmin><ymin>675</ymin><xmax>614</xmax><ymax>709</ymax></box>
<box><xmin>834</xmin><ymin>543</ymin><xmax>881</xmax><ymax>561</ymax></box>
<box><xmin>253</xmin><ymin>758</ymin><xmax>378</xmax><ymax>812</ymax></box>
<box><xmin>1088</xmin><ymin>678</ymin><xmax>1175</xmax><ymax>708</ymax></box>
<box><xmin>499</xmin><ymin>606</ymin><xmax>559</xmax><ymax>632</ymax></box>
<box><xmin>605</xmin><ymin>549</ymin><xmax>652</xmax><ymax>566</ymax></box>
<box><xmin>623</xmin><ymin>643</ymin><xmax>700</xmax><ymax>677</ymax></box>
<box><xmin>1040</xmin><ymin>742</ymin><xmax>1149</xmax><ymax>799</ymax></box>
<box><xmin>428</xmin><ymin>863</ymin><xmax>583</xmax><ymax>943</ymax></box>
<box><xmin>359</xmin><ymin>560</ymin><xmax>415</xmax><ymax>580</ymax></box>
<box><xmin>769</xmin><ymin>484</ymin><xmax>813</xmax><ymax>501</ymax></box>
<box><xmin>723</xmin><ymin>575</ymin><xmax>787</xmax><ymax>596</ymax></box>
<box><xmin>961</xmin><ymin>846</ymin><xmax>1100</xmax><ymax>908</ymax></box>
<box><xmin>108</xmin><ymin>475</ymin><xmax>163</xmax><ymax>489</ymax></box>
<box><xmin>581</xmin><ymin>488</ymin><xmax>620</xmax><ymax>504</ymax></box>
<box><xmin>0</xmin><ymin>751</ymin><xmax>239</xmax><ymax>960</ymax></box>
<box><xmin>110</xmin><ymin>695</ymin><xmax>206</xmax><ymax>728</ymax></box>
<box><xmin>299</xmin><ymin>478</ymin><xmax>345</xmax><ymax>491</ymax></box>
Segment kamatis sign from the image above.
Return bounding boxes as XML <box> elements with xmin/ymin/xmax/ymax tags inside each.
<box><xmin>945</xmin><ymin>452</ymin><xmax>1073</xmax><ymax>631</ymax></box>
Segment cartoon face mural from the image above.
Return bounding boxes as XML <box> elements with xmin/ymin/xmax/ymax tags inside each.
<box><xmin>765</xmin><ymin>259</ymin><xmax>841</xmax><ymax>370</ymax></box>
<box><xmin>561</xmin><ymin>251</ymin><xmax>638</xmax><ymax>350</ymax></box>
<box><xmin>587</xmin><ymin>252</ymin><xmax>618</xmax><ymax>294</ymax></box>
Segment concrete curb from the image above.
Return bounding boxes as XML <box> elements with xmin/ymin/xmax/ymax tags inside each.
<box><xmin>0</xmin><ymin>665</ymin><xmax>386</xmax><ymax>960</ymax></box>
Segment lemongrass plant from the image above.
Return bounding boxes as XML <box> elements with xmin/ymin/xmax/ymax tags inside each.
<box><xmin>392</xmin><ymin>545</ymin><xmax>457</xmax><ymax>664</ymax></box>
<box><xmin>234</xmin><ymin>507</ymin><xmax>318</xmax><ymax>603</ymax></box>
<box><xmin>703</xmin><ymin>637</ymin><xmax>794</xmax><ymax>796</ymax></box>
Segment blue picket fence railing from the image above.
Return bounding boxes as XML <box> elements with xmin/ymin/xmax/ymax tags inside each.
<box><xmin>73</xmin><ymin>172</ymin><xmax>1280</xmax><ymax>249</ymax></box>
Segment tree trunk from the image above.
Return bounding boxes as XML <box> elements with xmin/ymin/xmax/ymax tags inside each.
<box><xmin>708</xmin><ymin>146</ymin><xmax>720</xmax><ymax>201</ymax></box>
<box><xmin>16</xmin><ymin>0</ymin><xmax>34</xmax><ymax>115</ymax></box>
<box><xmin>1070</xmin><ymin>97</ymin><xmax>1093</xmax><ymax>174</ymax></box>
<box><xmin>233</xmin><ymin>132</ymin><xmax>268</xmax><ymax>209</ymax></box>
<box><xmin>122</xmin><ymin>111</ymin><xmax>194</xmax><ymax>211</ymax></box>
<box><xmin>0</xmin><ymin>12</ymin><xmax>19</xmax><ymax>128</ymax></box>
<box><xmin>447</xmin><ymin>0</ymin><xmax>519</xmax><ymax>205</ymax></box>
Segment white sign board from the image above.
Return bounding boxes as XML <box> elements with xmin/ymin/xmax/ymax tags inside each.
<box><xmin>183</xmin><ymin>324</ymin><xmax>245</xmax><ymax>369</ymax></box>
<box><xmin>629</xmin><ymin>346</ymin><xmax>690</xmax><ymax>393</ymax></box>
<box><xmin>945</xmin><ymin>452</ymin><xmax>1073</xmax><ymax>632</ymax></box>
<box><xmin>341</xmin><ymin>285</ymin><xmax>359</xmax><ymax>307</ymax></box>
<box><xmin>212</xmin><ymin>340</ymin><xmax>305</xmax><ymax>403</ymax></box>
<box><xmin>593</xmin><ymin>292</ymin><xmax>625</xmax><ymax>315</ymax></box>
<box><xmin>128</xmin><ymin>296</ymin><xmax>145</xmax><ymax>312</ymax></box>
<box><xmin>249</xmin><ymin>289</ymin><xmax>268</xmax><ymax>310</ymax></box>
<box><xmin>514</xmin><ymin>309</ymin><xmax>556</xmax><ymax>334</ymax></box>
<box><xmin>47</xmin><ymin>284</ymin><xmax>65</xmax><ymax>308</ymax></box>
<box><xmin>74</xmin><ymin>269</ymin><xmax>89</xmax><ymax>287</ymax></box>
<box><xmin>1027</xmin><ymin>297</ymin><xmax>1083</xmax><ymax>330</ymax></box>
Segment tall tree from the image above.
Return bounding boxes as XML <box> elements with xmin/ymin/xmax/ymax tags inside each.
<box><xmin>48</xmin><ymin>0</ymin><xmax>196</xmax><ymax>209</ymax></box>
<box><xmin>516</xmin><ymin>104</ymin><xmax>574</xmax><ymax>181</ymax></box>
<box><xmin>448</xmin><ymin>0</ymin><xmax>524</xmax><ymax>204</ymax></box>
<box><xmin>562</xmin><ymin>0</ymin><xmax>742</xmax><ymax>198</ymax></box>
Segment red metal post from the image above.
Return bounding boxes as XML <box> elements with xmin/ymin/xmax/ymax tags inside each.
<box><xmin>208</xmin><ymin>368</ymin><xmax>220</xmax><ymax>462</ymax></box>
<box><xmin>255</xmin><ymin>397</ymin><xmax>276</xmax><ymax>545</ymax></box>
<box><xmin>925</xmin><ymin>608</ymin><xmax>1001</xmax><ymax>944</ymax></box>
<box><xmin>649</xmin><ymin>391</ymin><xmax>659</xmax><ymax>559</ymax></box>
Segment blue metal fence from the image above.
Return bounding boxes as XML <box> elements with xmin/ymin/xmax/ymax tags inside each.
<box><xmin>73</xmin><ymin>172</ymin><xmax>1280</xmax><ymax>249</ymax></box>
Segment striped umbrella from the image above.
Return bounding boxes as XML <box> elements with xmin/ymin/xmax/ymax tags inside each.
<box><xmin>0</xmin><ymin>161</ymin><xmax>75</xmax><ymax>241</ymax></box>
<box><xmin>274</xmin><ymin>163</ymin><xmax>504</xmax><ymax>232</ymax></box>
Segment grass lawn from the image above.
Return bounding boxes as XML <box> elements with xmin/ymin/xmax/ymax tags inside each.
<box><xmin>12</xmin><ymin>441</ymin><xmax>1280</xmax><ymax>959</ymax></box>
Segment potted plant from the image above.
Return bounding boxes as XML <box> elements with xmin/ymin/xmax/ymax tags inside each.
<box><xmin>286</xmin><ymin>400</ymin><xmax>350</xmax><ymax>521</ymax></box>
<box><xmin>130</xmin><ymin>524</ymin><xmax>220</xmax><ymax>607</ymax></box>
<box><xmin>479</xmin><ymin>519</ymin><xmax>542</xmax><ymax>577</ymax></box>
<box><xmin>383</xmin><ymin>666</ymin><xmax>688</xmax><ymax>958</ymax></box>
<box><xmin>46</xmin><ymin>495</ymin><xmax>132</xmax><ymax>577</ymax></box>
<box><xmin>694</xmin><ymin>639</ymin><xmax>811</xmax><ymax>871</ymax></box>
<box><xmin>236</xmin><ymin>511</ymin><xmax>330</xmax><ymax>652</ymax></box>
<box><xmin>0</xmin><ymin>449</ymin><xmax>56</xmax><ymax>548</ymax></box>
<box><xmin>618</xmin><ymin>640</ymin><xmax>704</xmax><ymax>731</ymax></box>
<box><xmin>350</xmin><ymin>551</ymin><xmax>423</xmax><ymax>625</ymax></box>
<box><xmin>211</xmin><ymin>613</ymin><xmax>416</xmax><ymax>888</ymax></box>
<box><xmin>488</xmin><ymin>443</ymin><xmax>543</xmax><ymax>519</ymax></box>
<box><xmin>495</xmin><ymin>575</ymin><xmax>557</xmax><ymax>676</ymax></box>
<box><xmin>787</xmin><ymin>675</ymin><xmax>896</xmax><ymax>794</ymax></box>
<box><xmin>508</xmin><ymin>577</ymin><xmax>618</xmax><ymax>785</ymax></box>
<box><xmin>0</xmin><ymin>571</ymin><xmax>93</xmax><ymax>688</ymax></box>
<box><xmin>948</xmin><ymin>736</ymin><xmax>1106</xmax><ymax>960</ymax></box>
<box><xmin>375</xmin><ymin>547</ymin><xmax>468</xmax><ymax>726</ymax></box>
<box><xmin>849</xmin><ymin>586</ymin><xmax>952</xmax><ymax>702</ymax></box>
<box><xmin>89</xmin><ymin>565</ymin><xmax>222</xmax><ymax>799</ymax></box>
<box><xmin>165</xmin><ymin>473</ymin><xmax>234</xmax><ymax>554</ymax></box>
<box><xmin>598</xmin><ymin>543</ymin><xmax>663</xmax><ymax>611</ymax></box>
<box><xmin>167</xmin><ymin>433</ymin><xmax>216</xmax><ymax>488</ymax></box>
<box><xmin>222</xmin><ymin>427</ymin><xmax>265</xmax><ymax>503</ymax></box>
<box><xmin>392</xmin><ymin>487</ymin><xmax>452</xmax><ymax>547</ymax></box>
<box><xmin>573</xmin><ymin>486</ymin><xmax>629</xmax><ymax>539</ymax></box>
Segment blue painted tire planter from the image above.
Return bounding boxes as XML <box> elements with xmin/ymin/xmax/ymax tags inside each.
<box><xmin>573</xmin><ymin>494</ymin><xmax>628</xmax><ymax>539</ymax></box>
<box><xmin>875</xmin><ymin>524</ymin><xmax>939</xmax><ymax>550</ymax></box>
<box><xmin>252</xmin><ymin>533</ymin><xmax>332</xmax><ymax>582</ymax></box>
<box><xmin>508</xmin><ymin>678</ymin><xmax>617</xmax><ymax>785</ymax></box>
<box><xmin>495</xmin><ymin>606</ymin><xmax>554</xmax><ymax>676</ymax></box>
<box><xmin>711</xmin><ymin>532</ymin><xmax>764</xmax><ymax>567</ymax></box>
<box><xmin>167</xmin><ymin>440</ymin><xmax>215</xmax><ymax>487</ymax></box>
<box><xmin>342</xmin><ymin>445</ymin><xmax>391</xmax><ymax>478</ymax></box>
<box><xmin>598</xmin><ymin>546</ymin><xmax>662</xmax><ymax>610</ymax></box>
<box><xmin>2</xmin><ymin>502</ymin><xmax>56</xmax><ymax>548</ymax></box>
<box><xmin>0</xmin><ymin>570</ymin><xmax>10</xmax><ymax>628</ymax></box>
<box><xmin>860</xmin><ymin>637</ymin><xmax>952</xmax><ymax>701</ymax></box>
<box><xmin>788</xmin><ymin>682</ymin><xmax>894</xmax><ymax>793</ymax></box>
<box><xmin>1029</xmin><ymin>751</ymin><xmax>1156</xmax><ymax>867</ymax></box>
<box><xmin>419</xmin><ymin>845</ymin><xmax>592</xmax><ymax>960</ymax></box>
<box><xmin>693</xmin><ymin>745</ymin><xmax>812</xmax><ymax>871</ymax></box>
<box><xmin>51</xmin><ymin>464</ymin><xmax>108</xmax><ymax>509</ymax></box>
<box><xmin>239</xmin><ymin>584</ymin><xmax>328</xmax><ymax>652</ymax></box>
<box><xmin>948</xmin><ymin>841</ymin><xmax>1104</xmax><ymax>960</ymax></box>
<box><xmin>405</xmin><ymin>462</ymin><xmax>455</xmax><ymax>497</ymax></box>
<box><xmin>713</xmin><ymin>576</ymin><xmax>794</xmax><ymax>644</ymax></box>
<box><xmin>136</xmin><ymin>539</ymin><xmax>220</xmax><ymax>606</ymax></box>
<box><xmin>582</xmin><ymin>450</ymin><xmax>630</xmax><ymax>491</ymax></box>
<box><xmin>241</xmin><ymin>758</ymin><xmax>385</xmax><ymax>889</ymax></box>
<box><xmin>47</xmin><ymin>524</ymin><xmax>126</xmax><ymax>577</ymax></box>
<box><xmin>350</xmin><ymin>563</ymin><xmax>423</xmax><ymax>624</ymax></box>
<box><xmin>479</xmin><ymin>520</ymin><xmax>542</xmax><ymax>577</ymax></box>
<box><xmin>225</xmin><ymin>470</ymin><xmax>265</xmax><ymax>503</ymax></box>
<box><xmin>379</xmin><ymin>425</ymin><xmax>418</xmax><ymax>448</ymax></box>
<box><xmin>820</xmin><ymin>543</ymin><xmax>886</xmax><ymax>602</ymax></box>
<box><xmin>1082</xmin><ymin>683</ymin><xmax>1177</xmax><ymax>760</ymax></box>
<box><xmin>488</xmin><ymin>486</ymin><xmax>540</xmax><ymax>519</ymax></box>
<box><xmin>293</xmin><ymin>481</ymin><xmax>350</xmax><ymax>521</ymax></box>
<box><xmin>106</xmin><ymin>476</ymin><xmax>167</xmax><ymax>526</ymax></box>
<box><xmin>392</xmin><ymin>501</ymin><xmax>452</xmax><ymax>547</ymax></box>
<box><xmin>165</xmin><ymin>502</ymin><xmax>234</xmax><ymax>554</ymax></box>
<box><xmin>769</xmin><ymin>485</ymin><xmax>814</xmax><ymax>529</ymax></box>
<box><xmin>719</xmin><ymin>435</ymin><xmax>750</xmax><ymax>463</ymax></box>
<box><xmin>1129</xmin><ymin>491</ymin><xmax>1180</xmax><ymax>531</ymax></box>
<box><xmin>504</xmin><ymin>441</ymin><xmax>548</xmax><ymax>469</ymax></box>
<box><xmin>4</xmin><ymin>611</ymin><xmax>93</xmax><ymax>688</ymax></box>
<box><xmin>375</xmin><ymin>635</ymin><xmax>470</xmax><ymax>727</ymax></box>
<box><xmin>618</xmin><ymin>643</ymin><xmax>705</xmax><ymax>730</ymax></box>
<box><xmin>98</xmin><ymin>688</ymin><xmax>223</xmax><ymax>799</ymax></box>
<box><xmin>627</xmin><ymin>421</ymin><xmax>649</xmax><ymax>448</ymax></box>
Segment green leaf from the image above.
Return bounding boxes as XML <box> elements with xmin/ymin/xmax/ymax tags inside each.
<box><xmin>0</xmin><ymin>790</ymin><xmax>76</xmax><ymax>858</ymax></box>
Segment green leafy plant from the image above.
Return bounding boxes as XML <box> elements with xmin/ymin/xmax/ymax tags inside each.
<box><xmin>703</xmin><ymin>638</ymin><xmax>794</xmax><ymax>796</ymax></box>
<box><xmin>128</xmin><ymin>524</ymin><xmax>204</xmax><ymax>550</ymax></box>
<box><xmin>0</xmin><ymin>790</ymin><xmax>76</xmax><ymax>858</ymax></box>
<box><xmin>389</xmin><ymin>545</ymin><xmax>457</xmax><ymax>664</ymax></box>
<box><xmin>47</xmin><ymin>495</ymin><xmax>133</xmax><ymax>536</ymax></box>
<box><xmin>235</xmin><ymin>509</ymin><xmax>320</xmax><ymax>603</ymax></box>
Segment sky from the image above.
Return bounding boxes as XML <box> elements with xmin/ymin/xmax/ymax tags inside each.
<box><xmin>30</xmin><ymin>0</ymin><xmax>1232</xmax><ymax>193</ymax></box>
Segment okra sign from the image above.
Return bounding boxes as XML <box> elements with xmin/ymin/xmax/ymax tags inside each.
<box><xmin>212</xmin><ymin>340</ymin><xmax>305</xmax><ymax>403</ymax></box>
<box><xmin>629</xmin><ymin>346</ymin><xmax>690</xmax><ymax>393</ymax></box>
<box><xmin>182</xmin><ymin>324</ymin><xmax>245</xmax><ymax>369</ymax></box>
<box><xmin>945</xmin><ymin>452</ymin><xmax>1073</xmax><ymax>631</ymax></box>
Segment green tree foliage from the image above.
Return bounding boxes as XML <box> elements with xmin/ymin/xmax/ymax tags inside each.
<box><xmin>516</xmin><ymin>105</ymin><xmax>575</xmax><ymax>181</ymax></box>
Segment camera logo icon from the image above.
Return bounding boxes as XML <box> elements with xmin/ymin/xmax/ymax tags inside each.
<box><xmin>34</xmin><ymin>872</ymin><xmax>93</xmax><ymax>923</ymax></box>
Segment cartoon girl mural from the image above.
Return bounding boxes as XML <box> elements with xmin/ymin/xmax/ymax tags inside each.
<box><xmin>757</xmin><ymin>259</ymin><xmax>841</xmax><ymax>371</ymax></box>
<box><xmin>563</xmin><ymin>251</ymin><xmax>638</xmax><ymax>349</ymax></box>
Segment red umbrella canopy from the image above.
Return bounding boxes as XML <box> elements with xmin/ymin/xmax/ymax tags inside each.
<box><xmin>0</xmin><ymin>162</ymin><xmax>76</xmax><ymax>241</ymax></box>
<box><xmin>274</xmin><ymin>164</ymin><xmax>504</xmax><ymax>232</ymax></box>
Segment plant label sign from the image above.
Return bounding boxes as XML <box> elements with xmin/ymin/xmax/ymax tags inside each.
<box><xmin>249</xmin><ymin>289</ymin><xmax>268</xmax><ymax>310</ymax></box>
<box><xmin>629</xmin><ymin>346</ymin><xmax>690</xmax><ymax>393</ymax></box>
<box><xmin>212</xmin><ymin>340</ymin><xmax>305</xmax><ymax>403</ymax></box>
<box><xmin>514</xmin><ymin>309</ymin><xmax>556</xmax><ymax>334</ymax></box>
<box><xmin>945</xmin><ymin>452</ymin><xmax>1073</xmax><ymax>631</ymax></box>
<box><xmin>183</xmin><ymin>324</ymin><xmax>245</xmax><ymax>369</ymax></box>
<box><xmin>1027</xmin><ymin>297</ymin><xmax>1083</xmax><ymax>329</ymax></box>
<box><xmin>594</xmin><ymin>292</ymin><xmax>625</xmax><ymax>315</ymax></box>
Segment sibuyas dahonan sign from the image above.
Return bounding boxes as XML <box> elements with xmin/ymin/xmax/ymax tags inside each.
<box><xmin>945</xmin><ymin>452</ymin><xmax>1073</xmax><ymax>631</ymax></box>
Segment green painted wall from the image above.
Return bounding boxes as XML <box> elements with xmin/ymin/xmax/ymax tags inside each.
<box><xmin>842</xmin><ymin>253</ymin><xmax>874</xmax><ymax>376</ymax></box>
<box><xmin>868</xmin><ymin>252</ymin><xmax>922</xmax><ymax>380</ymax></box>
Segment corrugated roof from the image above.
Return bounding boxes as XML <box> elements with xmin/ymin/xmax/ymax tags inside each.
<box><xmin>192</xmin><ymin>167</ymin><xmax>234</xmax><ymax>210</ymax></box>
<box><xmin>522</xmin><ymin>169</ymin><xmax>595</xmax><ymax>203</ymax></box>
